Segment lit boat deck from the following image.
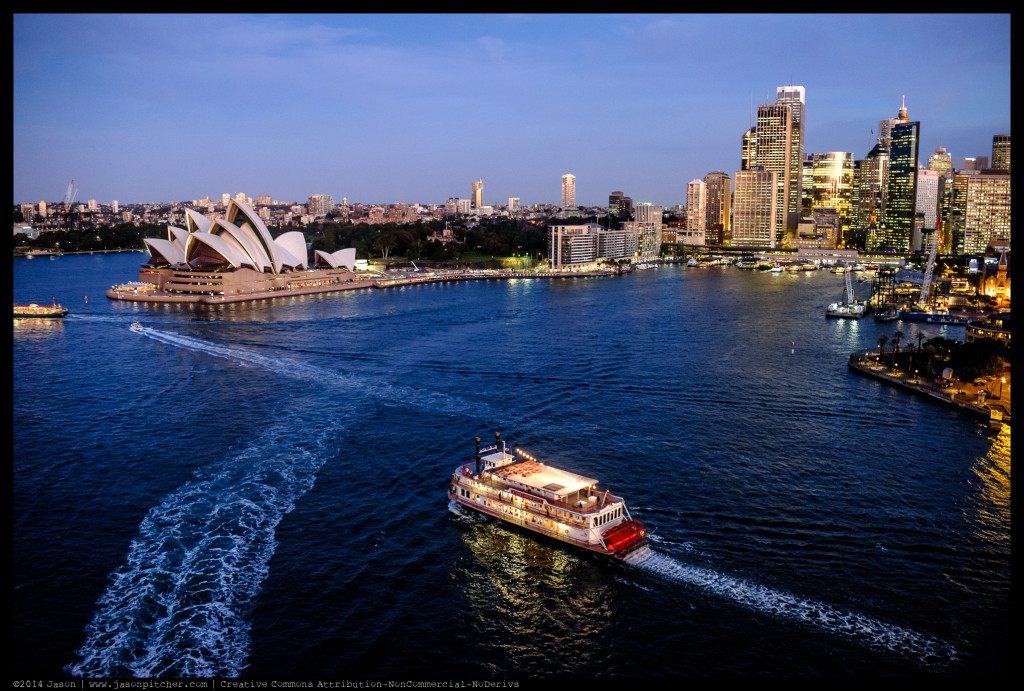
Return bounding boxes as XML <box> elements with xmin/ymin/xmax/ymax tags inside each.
<box><xmin>458</xmin><ymin>458</ymin><xmax>622</xmax><ymax>514</ymax></box>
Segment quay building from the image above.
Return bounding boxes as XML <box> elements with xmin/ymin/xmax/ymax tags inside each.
<box><xmin>548</xmin><ymin>223</ymin><xmax>646</xmax><ymax>270</ymax></box>
<box><xmin>109</xmin><ymin>199</ymin><xmax>362</xmax><ymax>303</ymax></box>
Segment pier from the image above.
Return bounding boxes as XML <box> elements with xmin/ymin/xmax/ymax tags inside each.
<box><xmin>848</xmin><ymin>350</ymin><xmax>1011</xmax><ymax>426</ymax></box>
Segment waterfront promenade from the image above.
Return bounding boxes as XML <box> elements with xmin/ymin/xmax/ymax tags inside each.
<box><xmin>848</xmin><ymin>350</ymin><xmax>1011</xmax><ymax>426</ymax></box>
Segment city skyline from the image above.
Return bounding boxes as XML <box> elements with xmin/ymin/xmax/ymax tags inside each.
<box><xmin>13</xmin><ymin>13</ymin><xmax>1011</xmax><ymax>207</ymax></box>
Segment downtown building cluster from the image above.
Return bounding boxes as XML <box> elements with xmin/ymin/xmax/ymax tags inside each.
<box><xmin>16</xmin><ymin>85</ymin><xmax>1009</xmax><ymax>267</ymax></box>
<box><xmin>541</xmin><ymin>86</ymin><xmax>1010</xmax><ymax>269</ymax></box>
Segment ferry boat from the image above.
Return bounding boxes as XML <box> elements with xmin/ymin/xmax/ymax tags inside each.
<box><xmin>13</xmin><ymin>302</ymin><xmax>68</xmax><ymax>319</ymax></box>
<box><xmin>449</xmin><ymin>434</ymin><xmax>649</xmax><ymax>560</ymax></box>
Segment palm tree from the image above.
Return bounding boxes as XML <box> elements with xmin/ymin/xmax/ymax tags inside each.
<box><xmin>877</xmin><ymin>334</ymin><xmax>888</xmax><ymax>356</ymax></box>
<box><xmin>892</xmin><ymin>329</ymin><xmax>904</xmax><ymax>354</ymax></box>
<box><xmin>916</xmin><ymin>332</ymin><xmax>926</xmax><ymax>353</ymax></box>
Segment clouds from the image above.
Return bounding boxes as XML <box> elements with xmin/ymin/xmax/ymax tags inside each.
<box><xmin>13</xmin><ymin>14</ymin><xmax>1011</xmax><ymax>206</ymax></box>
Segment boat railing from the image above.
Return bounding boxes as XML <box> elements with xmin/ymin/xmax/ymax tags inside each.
<box><xmin>454</xmin><ymin>467</ymin><xmax>622</xmax><ymax>517</ymax></box>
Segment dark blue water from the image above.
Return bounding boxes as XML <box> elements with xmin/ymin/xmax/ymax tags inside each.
<box><xmin>13</xmin><ymin>253</ymin><xmax>1010</xmax><ymax>679</ymax></box>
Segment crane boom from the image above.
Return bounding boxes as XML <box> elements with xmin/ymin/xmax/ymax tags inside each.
<box><xmin>63</xmin><ymin>179</ymin><xmax>78</xmax><ymax>207</ymax></box>
<box><xmin>919</xmin><ymin>226</ymin><xmax>939</xmax><ymax>306</ymax></box>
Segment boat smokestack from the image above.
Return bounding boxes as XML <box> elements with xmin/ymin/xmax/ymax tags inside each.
<box><xmin>475</xmin><ymin>437</ymin><xmax>481</xmax><ymax>475</ymax></box>
<box><xmin>495</xmin><ymin>431</ymin><xmax>501</xmax><ymax>452</ymax></box>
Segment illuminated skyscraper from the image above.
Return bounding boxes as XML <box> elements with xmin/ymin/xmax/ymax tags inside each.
<box><xmin>913</xmin><ymin>169</ymin><xmax>940</xmax><ymax>250</ymax></box>
<box><xmin>776</xmin><ymin>85</ymin><xmax>805</xmax><ymax>224</ymax></box>
<box><xmin>743</xmin><ymin>100</ymin><xmax>795</xmax><ymax>242</ymax></box>
<box><xmin>962</xmin><ymin>172</ymin><xmax>1011</xmax><ymax>254</ymax></box>
<box><xmin>928</xmin><ymin>147</ymin><xmax>953</xmax><ymax>176</ymax></box>
<box><xmin>875</xmin><ymin>98</ymin><xmax>919</xmax><ymax>253</ymax></box>
<box><xmin>732</xmin><ymin>169</ymin><xmax>777</xmax><ymax>248</ymax></box>
<box><xmin>853</xmin><ymin>145</ymin><xmax>888</xmax><ymax>251</ymax></box>
<box><xmin>992</xmin><ymin>134</ymin><xmax>1011</xmax><ymax>173</ymax></box>
<box><xmin>810</xmin><ymin>152</ymin><xmax>854</xmax><ymax>247</ymax></box>
<box><xmin>471</xmin><ymin>179</ymin><xmax>483</xmax><ymax>209</ymax></box>
<box><xmin>561</xmin><ymin>174</ymin><xmax>576</xmax><ymax>209</ymax></box>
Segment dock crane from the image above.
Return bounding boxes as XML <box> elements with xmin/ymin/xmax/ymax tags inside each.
<box><xmin>918</xmin><ymin>218</ymin><xmax>940</xmax><ymax>307</ymax></box>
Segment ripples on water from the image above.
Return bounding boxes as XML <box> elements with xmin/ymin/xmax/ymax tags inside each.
<box><xmin>11</xmin><ymin>256</ymin><xmax>1010</xmax><ymax>678</ymax></box>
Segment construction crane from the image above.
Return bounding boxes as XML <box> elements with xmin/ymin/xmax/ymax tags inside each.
<box><xmin>60</xmin><ymin>179</ymin><xmax>79</xmax><ymax>230</ymax></box>
<box><xmin>63</xmin><ymin>179</ymin><xmax>78</xmax><ymax>209</ymax></box>
<box><xmin>918</xmin><ymin>218</ymin><xmax>940</xmax><ymax>307</ymax></box>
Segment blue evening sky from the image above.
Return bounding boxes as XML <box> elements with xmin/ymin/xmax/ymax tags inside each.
<box><xmin>13</xmin><ymin>13</ymin><xmax>1011</xmax><ymax>208</ymax></box>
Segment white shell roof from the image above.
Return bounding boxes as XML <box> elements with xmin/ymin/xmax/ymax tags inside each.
<box><xmin>314</xmin><ymin>247</ymin><xmax>356</xmax><ymax>270</ymax></box>
<box><xmin>227</xmin><ymin>199</ymin><xmax>282</xmax><ymax>273</ymax></box>
<box><xmin>275</xmin><ymin>231</ymin><xmax>308</xmax><ymax>270</ymax></box>
<box><xmin>144</xmin><ymin>237</ymin><xmax>185</xmax><ymax>265</ymax></box>
<box><xmin>184</xmin><ymin>232</ymin><xmax>244</xmax><ymax>269</ymax></box>
<box><xmin>184</xmin><ymin>208</ymin><xmax>212</xmax><ymax>234</ymax></box>
<box><xmin>209</xmin><ymin>218</ymin><xmax>272</xmax><ymax>272</ymax></box>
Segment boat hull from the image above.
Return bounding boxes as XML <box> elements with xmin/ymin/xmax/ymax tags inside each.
<box><xmin>897</xmin><ymin>310</ymin><xmax>967</xmax><ymax>325</ymax></box>
<box><xmin>13</xmin><ymin>306</ymin><xmax>68</xmax><ymax>319</ymax></box>
<box><xmin>448</xmin><ymin>484</ymin><xmax>648</xmax><ymax>561</ymax></box>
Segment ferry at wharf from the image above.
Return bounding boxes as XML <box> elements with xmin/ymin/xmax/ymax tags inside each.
<box><xmin>449</xmin><ymin>433</ymin><xmax>649</xmax><ymax>559</ymax></box>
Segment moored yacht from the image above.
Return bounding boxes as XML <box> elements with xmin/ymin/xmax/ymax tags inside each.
<box><xmin>449</xmin><ymin>434</ymin><xmax>649</xmax><ymax>560</ymax></box>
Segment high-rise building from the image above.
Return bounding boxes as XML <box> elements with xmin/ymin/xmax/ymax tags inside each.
<box><xmin>307</xmin><ymin>194</ymin><xmax>335</xmax><ymax>217</ymax></box>
<box><xmin>801</xmin><ymin>154</ymin><xmax>815</xmax><ymax>216</ymax></box>
<box><xmin>810</xmin><ymin>152</ymin><xmax>854</xmax><ymax>247</ymax></box>
<box><xmin>686</xmin><ymin>179</ymin><xmax>706</xmax><ymax>239</ymax></box>
<box><xmin>703</xmin><ymin>172</ymin><xmax>732</xmax><ymax>245</ymax></box>
<box><xmin>38</xmin><ymin>201</ymin><xmax>47</xmax><ymax>217</ymax></box>
<box><xmin>634</xmin><ymin>202</ymin><xmax>663</xmax><ymax>226</ymax></box>
<box><xmin>732</xmin><ymin>169</ymin><xmax>777</xmax><ymax>248</ymax></box>
<box><xmin>508</xmin><ymin>197</ymin><xmax>520</xmax><ymax>212</ymax></box>
<box><xmin>875</xmin><ymin>98</ymin><xmax>919</xmax><ymax>253</ymax></box>
<box><xmin>744</xmin><ymin>100</ymin><xmax>796</xmax><ymax>242</ymax></box>
<box><xmin>913</xmin><ymin>169</ymin><xmax>940</xmax><ymax>251</ymax></box>
<box><xmin>928</xmin><ymin>147</ymin><xmax>953</xmax><ymax>176</ymax></box>
<box><xmin>471</xmin><ymin>180</ymin><xmax>483</xmax><ymax>209</ymax></box>
<box><xmin>111</xmin><ymin>200</ymin><xmax>118</xmax><ymax>214</ymax></box>
<box><xmin>561</xmin><ymin>174</ymin><xmax>576</xmax><ymax>209</ymax></box>
<box><xmin>992</xmin><ymin>134</ymin><xmax>1011</xmax><ymax>173</ymax></box>
<box><xmin>775</xmin><ymin>85</ymin><xmax>806</xmax><ymax>224</ymax></box>
<box><xmin>962</xmin><ymin>172</ymin><xmax>1011</xmax><ymax>254</ymax></box>
<box><xmin>609</xmin><ymin>191</ymin><xmax>633</xmax><ymax>218</ymax></box>
<box><xmin>741</xmin><ymin>126</ymin><xmax>757</xmax><ymax>171</ymax></box>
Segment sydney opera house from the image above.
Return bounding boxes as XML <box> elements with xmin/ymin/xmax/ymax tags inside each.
<box><xmin>108</xmin><ymin>199</ymin><xmax>366</xmax><ymax>303</ymax></box>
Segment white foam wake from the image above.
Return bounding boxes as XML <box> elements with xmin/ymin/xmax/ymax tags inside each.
<box><xmin>140</xmin><ymin>328</ymin><xmax>479</xmax><ymax>417</ymax></box>
<box><xmin>68</xmin><ymin>420</ymin><xmax>334</xmax><ymax>678</ymax></box>
<box><xmin>624</xmin><ymin>548</ymin><xmax>957</xmax><ymax>667</ymax></box>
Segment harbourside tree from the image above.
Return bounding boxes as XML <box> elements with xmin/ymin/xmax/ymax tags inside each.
<box><xmin>892</xmin><ymin>329</ymin><xmax>904</xmax><ymax>354</ymax></box>
<box><xmin>877</xmin><ymin>335</ymin><xmax>888</xmax><ymax>356</ymax></box>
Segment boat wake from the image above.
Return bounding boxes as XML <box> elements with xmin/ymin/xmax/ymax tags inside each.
<box><xmin>624</xmin><ymin>548</ymin><xmax>957</xmax><ymax>668</ymax></box>
<box><xmin>68</xmin><ymin>329</ymin><xmax>484</xmax><ymax>678</ymax></box>
<box><xmin>138</xmin><ymin>328</ymin><xmax>481</xmax><ymax>417</ymax></box>
<box><xmin>67</xmin><ymin>415</ymin><xmax>336</xmax><ymax>678</ymax></box>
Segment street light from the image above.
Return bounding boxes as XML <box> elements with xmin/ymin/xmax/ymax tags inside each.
<box><xmin>999</xmin><ymin>377</ymin><xmax>1005</xmax><ymax>399</ymax></box>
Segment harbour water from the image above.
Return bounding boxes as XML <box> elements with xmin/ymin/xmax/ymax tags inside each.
<box><xmin>13</xmin><ymin>253</ymin><xmax>1009</xmax><ymax>679</ymax></box>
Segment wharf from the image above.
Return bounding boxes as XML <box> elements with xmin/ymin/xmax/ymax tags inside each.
<box><xmin>848</xmin><ymin>351</ymin><xmax>1011</xmax><ymax>426</ymax></box>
